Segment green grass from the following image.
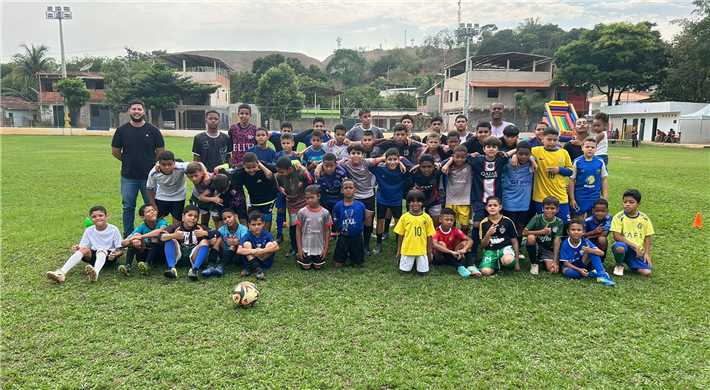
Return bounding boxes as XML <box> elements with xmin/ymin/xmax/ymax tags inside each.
<box><xmin>1</xmin><ymin>136</ymin><xmax>709</xmax><ymax>388</ymax></box>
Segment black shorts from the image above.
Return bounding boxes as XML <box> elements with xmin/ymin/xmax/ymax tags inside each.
<box><xmin>334</xmin><ymin>235</ymin><xmax>364</xmax><ymax>265</ymax></box>
<box><xmin>155</xmin><ymin>199</ymin><xmax>185</xmax><ymax>221</ymax></box>
<box><xmin>358</xmin><ymin>196</ymin><xmax>376</xmax><ymax>212</ymax></box>
<box><xmin>83</xmin><ymin>249</ymin><xmax>120</xmax><ymax>265</ymax></box>
<box><xmin>297</xmin><ymin>255</ymin><xmax>326</xmax><ymax>267</ymax></box>
<box><xmin>248</xmin><ymin>201</ymin><xmax>276</xmax><ymax>222</ymax></box>
<box><xmin>376</xmin><ymin>203</ymin><xmax>403</xmax><ymax>220</ymax></box>
<box><xmin>503</xmin><ymin>209</ymin><xmax>532</xmax><ymax>235</ymax></box>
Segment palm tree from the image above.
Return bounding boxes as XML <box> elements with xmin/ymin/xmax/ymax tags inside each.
<box><xmin>12</xmin><ymin>44</ymin><xmax>56</xmax><ymax>101</ymax></box>
<box><xmin>515</xmin><ymin>91</ymin><xmax>547</xmax><ymax>131</ymax></box>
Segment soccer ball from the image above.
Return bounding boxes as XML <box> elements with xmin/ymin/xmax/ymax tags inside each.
<box><xmin>232</xmin><ymin>281</ymin><xmax>259</xmax><ymax>307</ymax></box>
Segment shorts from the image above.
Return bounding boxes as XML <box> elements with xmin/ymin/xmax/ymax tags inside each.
<box><xmin>445</xmin><ymin>205</ymin><xmax>471</xmax><ymax>228</ymax></box>
<box><xmin>433</xmin><ymin>252</ymin><xmax>468</xmax><ymax>267</ymax></box>
<box><xmin>243</xmin><ymin>254</ymin><xmax>274</xmax><ymax>270</ymax></box>
<box><xmin>612</xmin><ymin>242</ymin><xmax>652</xmax><ymax>270</ymax></box>
<box><xmin>275</xmin><ymin>192</ymin><xmax>286</xmax><ymax>209</ymax></box>
<box><xmin>155</xmin><ymin>199</ymin><xmax>185</xmax><ymax>220</ymax></box>
<box><xmin>190</xmin><ymin>195</ymin><xmax>222</xmax><ymax>218</ymax></box>
<box><xmin>574</xmin><ymin>199</ymin><xmax>597</xmax><ymax>216</ymax></box>
<box><xmin>297</xmin><ymin>255</ymin><xmax>325</xmax><ymax>267</ymax></box>
<box><xmin>334</xmin><ymin>235</ymin><xmax>364</xmax><ymax>265</ymax></box>
<box><xmin>399</xmin><ymin>255</ymin><xmax>430</xmax><ymax>273</ymax></box>
<box><xmin>249</xmin><ymin>201</ymin><xmax>275</xmax><ymax>222</ymax></box>
<box><xmin>479</xmin><ymin>246</ymin><xmax>516</xmax><ymax>270</ymax></box>
<box><xmin>83</xmin><ymin>249</ymin><xmax>119</xmax><ymax>265</ymax></box>
<box><xmin>537</xmin><ymin>246</ymin><xmax>555</xmax><ymax>261</ymax></box>
<box><xmin>377</xmin><ymin>203</ymin><xmax>403</xmax><ymax>220</ymax></box>
<box><xmin>503</xmin><ymin>209</ymin><xmax>532</xmax><ymax>234</ymax></box>
<box><xmin>425</xmin><ymin>203</ymin><xmax>442</xmax><ymax>218</ymax></box>
<box><xmin>533</xmin><ymin>201</ymin><xmax>570</xmax><ymax>222</ymax></box>
<box><xmin>358</xmin><ymin>196</ymin><xmax>376</xmax><ymax>212</ymax></box>
<box><xmin>471</xmin><ymin>202</ymin><xmax>487</xmax><ymax>223</ymax></box>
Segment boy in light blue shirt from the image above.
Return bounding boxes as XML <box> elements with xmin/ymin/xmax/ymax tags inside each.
<box><xmin>203</xmin><ymin>208</ymin><xmax>249</xmax><ymax>277</ymax></box>
<box><xmin>502</xmin><ymin>141</ymin><xmax>536</xmax><ymax>237</ymax></box>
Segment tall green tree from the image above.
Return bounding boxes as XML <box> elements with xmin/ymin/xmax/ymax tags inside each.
<box><xmin>230</xmin><ymin>71</ymin><xmax>258</xmax><ymax>103</ymax></box>
<box><xmin>326</xmin><ymin>49</ymin><xmax>366</xmax><ymax>87</ymax></box>
<box><xmin>514</xmin><ymin>92</ymin><xmax>546</xmax><ymax>130</ymax></box>
<box><xmin>554</xmin><ymin>22</ymin><xmax>666</xmax><ymax>106</ymax></box>
<box><xmin>56</xmin><ymin>77</ymin><xmax>90</xmax><ymax>126</ymax></box>
<box><xmin>10</xmin><ymin>44</ymin><xmax>56</xmax><ymax>101</ymax></box>
<box><xmin>255</xmin><ymin>63</ymin><xmax>305</xmax><ymax>121</ymax></box>
<box><xmin>387</xmin><ymin>93</ymin><xmax>417</xmax><ymax>110</ymax></box>
<box><xmin>342</xmin><ymin>85</ymin><xmax>390</xmax><ymax>115</ymax></box>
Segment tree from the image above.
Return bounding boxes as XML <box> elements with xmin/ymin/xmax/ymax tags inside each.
<box><xmin>342</xmin><ymin>85</ymin><xmax>389</xmax><ymax>115</ymax></box>
<box><xmin>554</xmin><ymin>22</ymin><xmax>666</xmax><ymax>106</ymax></box>
<box><xmin>255</xmin><ymin>63</ymin><xmax>305</xmax><ymax>121</ymax></box>
<box><xmin>66</xmin><ymin>56</ymin><xmax>108</xmax><ymax>72</ymax></box>
<box><xmin>56</xmin><ymin>77</ymin><xmax>90</xmax><ymax>127</ymax></box>
<box><xmin>514</xmin><ymin>92</ymin><xmax>546</xmax><ymax>131</ymax></box>
<box><xmin>387</xmin><ymin>93</ymin><xmax>417</xmax><ymax>110</ymax></box>
<box><xmin>326</xmin><ymin>49</ymin><xmax>366</xmax><ymax>87</ymax></box>
<box><xmin>252</xmin><ymin>54</ymin><xmax>287</xmax><ymax>77</ymax></box>
<box><xmin>10</xmin><ymin>44</ymin><xmax>56</xmax><ymax>101</ymax></box>
<box><xmin>230</xmin><ymin>71</ymin><xmax>258</xmax><ymax>103</ymax></box>
<box><xmin>477</xmin><ymin>30</ymin><xmax>521</xmax><ymax>55</ymax></box>
<box><xmin>656</xmin><ymin>0</ymin><xmax>710</xmax><ymax>102</ymax></box>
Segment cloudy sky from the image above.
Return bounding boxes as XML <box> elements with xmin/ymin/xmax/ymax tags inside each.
<box><xmin>1</xmin><ymin>0</ymin><xmax>696</xmax><ymax>63</ymax></box>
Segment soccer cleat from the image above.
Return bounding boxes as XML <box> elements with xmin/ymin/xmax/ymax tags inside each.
<box><xmin>364</xmin><ymin>247</ymin><xmax>371</xmax><ymax>256</ymax></box>
<box><xmin>255</xmin><ymin>270</ymin><xmax>266</xmax><ymax>280</ymax></box>
<box><xmin>457</xmin><ymin>266</ymin><xmax>471</xmax><ymax>278</ymax></box>
<box><xmin>372</xmin><ymin>243</ymin><xmax>382</xmax><ymax>255</ymax></box>
<box><xmin>240</xmin><ymin>269</ymin><xmax>251</xmax><ymax>277</ymax></box>
<box><xmin>187</xmin><ymin>268</ymin><xmax>198</xmax><ymax>281</ymax></box>
<box><xmin>466</xmin><ymin>265</ymin><xmax>482</xmax><ymax>278</ymax></box>
<box><xmin>212</xmin><ymin>265</ymin><xmax>224</xmax><ymax>277</ymax></box>
<box><xmin>597</xmin><ymin>276</ymin><xmax>616</xmax><ymax>287</ymax></box>
<box><xmin>530</xmin><ymin>264</ymin><xmax>539</xmax><ymax>275</ymax></box>
<box><xmin>46</xmin><ymin>270</ymin><xmax>65</xmax><ymax>284</ymax></box>
<box><xmin>85</xmin><ymin>265</ymin><xmax>97</xmax><ymax>282</ymax></box>
<box><xmin>136</xmin><ymin>262</ymin><xmax>149</xmax><ymax>275</ymax></box>
<box><xmin>587</xmin><ymin>269</ymin><xmax>599</xmax><ymax>279</ymax></box>
<box><xmin>201</xmin><ymin>266</ymin><xmax>215</xmax><ymax>278</ymax></box>
<box><xmin>613</xmin><ymin>265</ymin><xmax>625</xmax><ymax>276</ymax></box>
<box><xmin>276</xmin><ymin>235</ymin><xmax>284</xmax><ymax>244</ymax></box>
<box><xmin>164</xmin><ymin>268</ymin><xmax>178</xmax><ymax>279</ymax></box>
<box><xmin>118</xmin><ymin>264</ymin><xmax>130</xmax><ymax>276</ymax></box>
<box><xmin>382</xmin><ymin>232</ymin><xmax>390</xmax><ymax>241</ymax></box>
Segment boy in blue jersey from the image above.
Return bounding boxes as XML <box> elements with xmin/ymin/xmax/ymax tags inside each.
<box><xmin>559</xmin><ymin>219</ymin><xmax>615</xmax><ymax>286</ymax></box>
<box><xmin>569</xmin><ymin>137</ymin><xmax>608</xmax><ymax>218</ymax></box>
<box><xmin>584</xmin><ymin>199</ymin><xmax>612</xmax><ymax>255</ymax></box>
<box><xmin>316</xmin><ymin>153</ymin><xmax>347</xmax><ymax>216</ymax></box>
<box><xmin>274</xmin><ymin>133</ymin><xmax>300</xmax><ymax>242</ymax></box>
<box><xmin>502</xmin><ymin>141</ymin><xmax>535</xmax><ymax>239</ymax></box>
<box><xmin>237</xmin><ymin>210</ymin><xmax>280</xmax><ymax>280</ymax></box>
<box><xmin>610</xmin><ymin>189</ymin><xmax>655</xmax><ymax>277</ymax></box>
<box><xmin>333</xmin><ymin>179</ymin><xmax>366</xmax><ymax>267</ymax></box>
<box><xmin>302</xmin><ymin>130</ymin><xmax>327</xmax><ymax>172</ymax></box>
<box><xmin>247</xmin><ymin>128</ymin><xmax>277</xmax><ymax>167</ymax></box>
<box><xmin>372</xmin><ymin>148</ymin><xmax>409</xmax><ymax>254</ymax></box>
<box><xmin>202</xmin><ymin>208</ymin><xmax>248</xmax><ymax>277</ymax></box>
<box><xmin>226</xmin><ymin>152</ymin><xmax>278</xmax><ymax>234</ymax></box>
<box><xmin>119</xmin><ymin>204</ymin><xmax>168</xmax><ymax>276</ymax></box>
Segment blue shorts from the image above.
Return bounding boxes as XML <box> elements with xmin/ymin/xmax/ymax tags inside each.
<box><xmin>275</xmin><ymin>192</ymin><xmax>286</xmax><ymax>209</ymax></box>
<box><xmin>242</xmin><ymin>254</ymin><xmax>274</xmax><ymax>270</ymax></box>
<box><xmin>575</xmin><ymin>198</ymin><xmax>597</xmax><ymax>216</ymax></box>
<box><xmin>533</xmin><ymin>201</ymin><xmax>570</xmax><ymax>222</ymax></box>
<box><xmin>612</xmin><ymin>242</ymin><xmax>651</xmax><ymax>270</ymax></box>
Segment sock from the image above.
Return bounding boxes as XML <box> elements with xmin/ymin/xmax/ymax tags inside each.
<box><xmin>93</xmin><ymin>251</ymin><xmax>107</xmax><ymax>278</ymax></box>
<box><xmin>126</xmin><ymin>247</ymin><xmax>137</xmax><ymax>267</ymax></box>
<box><xmin>363</xmin><ymin>226</ymin><xmax>373</xmax><ymax>248</ymax></box>
<box><xmin>376</xmin><ymin>233</ymin><xmax>383</xmax><ymax>244</ymax></box>
<box><xmin>590</xmin><ymin>254</ymin><xmax>608</xmax><ymax>277</ymax></box>
<box><xmin>60</xmin><ymin>251</ymin><xmax>84</xmax><ymax>274</ymax></box>
<box><xmin>192</xmin><ymin>245</ymin><xmax>209</xmax><ymax>269</ymax></box>
<box><xmin>289</xmin><ymin>225</ymin><xmax>298</xmax><ymax>252</ymax></box>
<box><xmin>526</xmin><ymin>244</ymin><xmax>538</xmax><ymax>265</ymax></box>
<box><xmin>276</xmin><ymin>210</ymin><xmax>286</xmax><ymax>237</ymax></box>
<box><xmin>165</xmin><ymin>241</ymin><xmax>178</xmax><ymax>268</ymax></box>
<box><xmin>207</xmin><ymin>248</ymin><xmax>218</xmax><ymax>267</ymax></box>
<box><xmin>384</xmin><ymin>218</ymin><xmax>391</xmax><ymax>234</ymax></box>
<box><xmin>613</xmin><ymin>247</ymin><xmax>626</xmax><ymax>266</ymax></box>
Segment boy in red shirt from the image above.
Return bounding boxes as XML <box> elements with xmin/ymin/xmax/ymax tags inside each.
<box><xmin>432</xmin><ymin>208</ymin><xmax>481</xmax><ymax>278</ymax></box>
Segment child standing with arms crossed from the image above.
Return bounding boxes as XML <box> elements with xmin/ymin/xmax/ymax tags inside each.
<box><xmin>394</xmin><ymin>190</ymin><xmax>435</xmax><ymax>276</ymax></box>
<box><xmin>296</xmin><ymin>185</ymin><xmax>332</xmax><ymax>270</ymax></box>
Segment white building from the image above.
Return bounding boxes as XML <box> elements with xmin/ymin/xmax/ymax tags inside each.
<box><xmin>379</xmin><ymin>87</ymin><xmax>418</xmax><ymax>98</ymax></box>
<box><xmin>601</xmin><ymin>102</ymin><xmax>709</xmax><ymax>142</ymax></box>
<box><xmin>678</xmin><ymin>105</ymin><xmax>710</xmax><ymax>144</ymax></box>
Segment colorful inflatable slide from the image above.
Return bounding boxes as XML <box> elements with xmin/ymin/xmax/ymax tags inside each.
<box><xmin>544</xmin><ymin>101</ymin><xmax>578</xmax><ymax>138</ymax></box>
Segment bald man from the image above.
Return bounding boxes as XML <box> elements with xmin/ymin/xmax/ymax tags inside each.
<box><xmin>489</xmin><ymin>102</ymin><xmax>515</xmax><ymax>138</ymax></box>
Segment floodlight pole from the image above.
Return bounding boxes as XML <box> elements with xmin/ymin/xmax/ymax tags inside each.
<box><xmin>58</xmin><ymin>15</ymin><xmax>67</xmax><ymax>78</ymax></box>
<box><xmin>463</xmin><ymin>36</ymin><xmax>470</xmax><ymax>118</ymax></box>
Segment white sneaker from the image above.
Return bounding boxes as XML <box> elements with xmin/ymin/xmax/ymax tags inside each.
<box><xmin>530</xmin><ymin>264</ymin><xmax>539</xmax><ymax>275</ymax></box>
<box><xmin>613</xmin><ymin>265</ymin><xmax>625</xmax><ymax>276</ymax></box>
<box><xmin>466</xmin><ymin>265</ymin><xmax>482</xmax><ymax>278</ymax></box>
<box><xmin>518</xmin><ymin>254</ymin><xmax>526</xmax><ymax>260</ymax></box>
<box><xmin>85</xmin><ymin>264</ymin><xmax>97</xmax><ymax>282</ymax></box>
<box><xmin>46</xmin><ymin>270</ymin><xmax>65</xmax><ymax>283</ymax></box>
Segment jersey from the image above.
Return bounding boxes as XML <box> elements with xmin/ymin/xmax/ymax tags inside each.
<box><xmin>339</xmin><ymin>159</ymin><xmax>376</xmax><ymax>199</ymax></box>
<box><xmin>248</xmin><ymin>145</ymin><xmax>277</xmax><ymax>165</ymax></box>
<box><xmin>324</xmin><ymin>142</ymin><xmax>349</xmax><ymax>161</ymax></box>
<box><xmin>571</xmin><ymin>156</ymin><xmax>608</xmax><ymax>205</ymax></box>
<box><xmin>146</xmin><ymin>162</ymin><xmax>188</xmax><ymax>202</ymax></box>
<box><xmin>231</xmin><ymin>169</ymin><xmax>277</xmax><ymax>206</ymax></box>
<box><xmin>467</xmin><ymin>155</ymin><xmax>508</xmax><ymax>204</ymax></box>
<box><xmin>79</xmin><ymin>224</ymin><xmax>122</xmax><ymax>251</ymax></box>
<box><xmin>501</xmin><ymin>160</ymin><xmax>534</xmax><ymax>212</ymax></box>
<box><xmin>393</xmin><ymin>212</ymin><xmax>435</xmax><ymax>256</ymax></box>
<box><xmin>296</xmin><ymin>206</ymin><xmax>332</xmax><ymax>255</ymax></box>
<box><xmin>276</xmin><ymin>167</ymin><xmax>312</xmax><ymax>211</ymax></box>
<box><xmin>433</xmin><ymin>226</ymin><xmax>467</xmax><ymax>250</ymax></box>
<box><xmin>479</xmin><ymin>216</ymin><xmax>518</xmax><ymax>250</ymax></box>
<box><xmin>531</xmin><ymin>146</ymin><xmax>573</xmax><ymax>203</ymax></box>
<box><xmin>217</xmin><ymin>223</ymin><xmax>249</xmax><ymax>244</ymax></box>
<box><xmin>302</xmin><ymin>146</ymin><xmax>326</xmax><ymax>167</ymax></box>
<box><xmin>228</xmin><ymin>122</ymin><xmax>257</xmax><ymax>167</ymax></box>
<box><xmin>525</xmin><ymin>214</ymin><xmax>564</xmax><ymax>250</ymax></box>
<box><xmin>410</xmin><ymin>169</ymin><xmax>442</xmax><ymax>207</ymax></box>
<box><xmin>316</xmin><ymin>166</ymin><xmax>347</xmax><ymax>207</ymax></box>
<box><xmin>371</xmin><ymin>164</ymin><xmax>409</xmax><ymax>207</ymax></box>
<box><xmin>129</xmin><ymin>218</ymin><xmax>169</xmax><ymax>245</ymax></box>
<box><xmin>443</xmin><ymin>162</ymin><xmax>472</xmax><ymax>205</ymax></box>
<box><xmin>242</xmin><ymin>230</ymin><xmax>275</xmax><ymax>251</ymax></box>
<box><xmin>192</xmin><ymin>131</ymin><xmax>232</xmax><ymax>171</ymax></box>
<box><xmin>332</xmin><ymin>200</ymin><xmax>366</xmax><ymax>236</ymax></box>
<box><xmin>584</xmin><ymin>214</ymin><xmax>611</xmax><ymax>234</ymax></box>
<box><xmin>164</xmin><ymin>223</ymin><xmax>205</xmax><ymax>249</ymax></box>
<box><xmin>560</xmin><ymin>237</ymin><xmax>597</xmax><ymax>268</ymax></box>
<box><xmin>610</xmin><ymin>211</ymin><xmax>655</xmax><ymax>248</ymax></box>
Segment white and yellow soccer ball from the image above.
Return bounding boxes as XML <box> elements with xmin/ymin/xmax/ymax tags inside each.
<box><xmin>232</xmin><ymin>281</ymin><xmax>259</xmax><ymax>307</ymax></box>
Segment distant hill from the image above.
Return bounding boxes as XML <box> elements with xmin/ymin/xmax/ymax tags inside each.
<box><xmin>180</xmin><ymin>50</ymin><xmax>324</xmax><ymax>73</ymax></box>
<box><xmin>322</xmin><ymin>47</ymin><xmax>424</xmax><ymax>66</ymax></box>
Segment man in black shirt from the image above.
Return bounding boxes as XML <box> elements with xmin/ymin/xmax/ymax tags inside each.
<box><xmin>192</xmin><ymin>110</ymin><xmax>232</xmax><ymax>171</ymax></box>
<box><xmin>563</xmin><ymin>117</ymin><xmax>589</xmax><ymax>161</ymax></box>
<box><xmin>111</xmin><ymin>100</ymin><xmax>165</xmax><ymax>236</ymax></box>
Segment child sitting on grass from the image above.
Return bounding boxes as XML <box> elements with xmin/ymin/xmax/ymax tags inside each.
<box><xmin>523</xmin><ymin>196</ymin><xmax>564</xmax><ymax>275</ymax></box>
<box><xmin>332</xmin><ymin>179</ymin><xmax>366</xmax><ymax>268</ymax></box>
<box><xmin>478</xmin><ymin>197</ymin><xmax>520</xmax><ymax>276</ymax></box>
<box><xmin>160</xmin><ymin>205</ymin><xmax>212</xmax><ymax>281</ymax></box>
<box><xmin>202</xmin><ymin>208</ymin><xmax>248</xmax><ymax>277</ymax></box>
<box><xmin>432</xmin><ymin>207</ymin><xmax>479</xmax><ymax>278</ymax></box>
<box><xmin>584</xmin><ymin>199</ymin><xmax>612</xmax><ymax>255</ymax></box>
<box><xmin>559</xmin><ymin>219</ymin><xmax>615</xmax><ymax>286</ymax></box>
<box><xmin>47</xmin><ymin>206</ymin><xmax>123</xmax><ymax>283</ymax></box>
<box><xmin>296</xmin><ymin>185</ymin><xmax>332</xmax><ymax>270</ymax></box>
<box><xmin>119</xmin><ymin>204</ymin><xmax>168</xmax><ymax>276</ymax></box>
<box><xmin>237</xmin><ymin>211</ymin><xmax>280</xmax><ymax>280</ymax></box>
<box><xmin>611</xmin><ymin>189</ymin><xmax>655</xmax><ymax>277</ymax></box>
<box><xmin>394</xmin><ymin>190</ymin><xmax>435</xmax><ymax>276</ymax></box>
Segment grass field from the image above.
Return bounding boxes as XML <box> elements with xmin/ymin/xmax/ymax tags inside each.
<box><xmin>1</xmin><ymin>135</ymin><xmax>709</xmax><ymax>389</ymax></box>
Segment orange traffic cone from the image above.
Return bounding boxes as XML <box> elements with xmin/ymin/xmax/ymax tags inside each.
<box><xmin>692</xmin><ymin>212</ymin><xmax>703</xmax><ymax>229</ymax></box>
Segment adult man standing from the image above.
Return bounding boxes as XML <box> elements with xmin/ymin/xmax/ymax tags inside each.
<box><xmin>563</xmin><ymin>117</ymin><xmax>590</xmax><ymax>161</ymax></box>
<box><xmin>192</xmin><ymin>110</ymin><xmax>232</xmax><ymax>171</ymax></box>
<box><xmin>347</xmin><ymin>109</ymin><xmax>385</xmax><ymax>141</ymax></box>
<box><xmin>111</xmin><ymin>100</ymin><xmax>165</xmax><ymax>237</ymax></box>
<box><xmin>489</xmin><ymin>102</ymin><xmax>515</xmax><ymax>137</ymax></box>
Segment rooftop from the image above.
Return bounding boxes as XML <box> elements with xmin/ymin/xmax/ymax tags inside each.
<box><xmin>160</xmin><ymin>52</ymin><xmax>234</xmax><ymax>72</ymax></box>
<box><xmin>37</xmin><ymin>71</ymin><xmax>103</xmax><ymax>79</ymax></box>
<box><xmin>0</xmin><ymin>96</ymin><xmax>38</xmax><ymax>110</ymax></box>
<box><xmin>446</xmin><ymin>52</ymin><xmax>553</xmax><ymax>75</ymax></box>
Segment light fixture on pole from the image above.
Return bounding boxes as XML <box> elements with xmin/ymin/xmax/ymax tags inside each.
<box><xmin>45</xmin><ymin>5</ymin><xmax>72</xmax><ymax>78</ymax></box>
<box><xmin>456</xmin><ymin>22</ymin><xmax>496</xmax><ymax>118</ymax></box>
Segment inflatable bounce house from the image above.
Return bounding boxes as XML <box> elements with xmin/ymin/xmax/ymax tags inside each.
<box><xmin>544</xmin><ymin>101</ymin><xmax>579</xmax><ymax>139</ymax></box>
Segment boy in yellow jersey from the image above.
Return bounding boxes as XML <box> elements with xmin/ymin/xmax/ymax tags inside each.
<box><xmin>394</xmin><ymin>189</ymin><xmax>435</xmax><ymax>275</ymax></box>
<box><xmin>611</xmin><ymin>189</ymin><xmax>654</xmax><ymax>277</ymax></box>
<box><xmin>530</xmin><ymin>127</ymin><xmax>573</xmax><ymax>221</ymax></box>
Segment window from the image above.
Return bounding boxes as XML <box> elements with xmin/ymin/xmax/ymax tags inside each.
<box><xmin>516</xmin><ymin>89</ymin><xmax>525</xmax><ymax>94</ymax></box>
<box><xmin>449</xmin><ymin>92</ymin><xmax>454</xmax><ymax>102</ymax></box>
<box><xmin>487</xmin><ymin>88</ymin><xmax>499</xmax><ymax>98</ymax></box>
<box><xmin>455</xmin><ymin>91</ymin><xmax>459</xmax><ymax>101</ymax></box>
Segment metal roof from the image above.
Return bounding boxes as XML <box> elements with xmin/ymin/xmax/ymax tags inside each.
<box><xmin>446</xmin><ymin>52</ymin><xmax>552</xmax><ymax>72</ymax></box>
<box><xmin>160</xmin><ymin>52</ymin><xmax>234</xmax><ymax>72</ymax></box>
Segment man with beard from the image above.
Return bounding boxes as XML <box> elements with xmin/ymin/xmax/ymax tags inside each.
<box><xmin>563</xmin><ymin>117</ymin><xmax>590</xmax><ymax>161</ymax></box>
<box><xmin>489</xmin><ymin>102</ymin><xmax>515</xmax><ymax>138</ymax></box>
<box><xmin>111</xmin><ymin>100</ymin><xmax>165</xmax><ymax>237</ymax></box>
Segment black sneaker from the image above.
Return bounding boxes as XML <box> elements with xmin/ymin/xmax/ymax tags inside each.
<box><xmin>255</xmin><ymin>269</ymin><xmax>265</xmax><ymax>280</ymax></box>
<box><xmin>164</xmin><ymin>268</ymin><xmax>177</xmax><ymax>279</ymax></box>
<box><xmin>364</xmin><ymin>247</ymin><xmax>372</xmax><ymax>256</ymax></box>
<box><xmin>372</xmin><ymin>243</ymin><xmax>382</xmax><ymax>255</ymax></box>
<box><xmin>187</xmin><ymin>268</ymin><xmax>198</xmax><ymax>281</ymax></box>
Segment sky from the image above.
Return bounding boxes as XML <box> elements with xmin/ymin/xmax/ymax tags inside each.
<box><xmin>0</xmin><ymin>0</ymin><xmax>697</xmax><ymax>63</ymax></box>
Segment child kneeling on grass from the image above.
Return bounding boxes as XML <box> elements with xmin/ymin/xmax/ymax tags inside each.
<box><xmin>560</xmin><ymin>219</ymin><xmax>615</xmax><ymax>286</ymax></box>
<box><xmin>47</xmin><ymin>205</ymin><xmax>123</xmax><ymax>283</ymax></box>
<box><xmin>161</xmin><ymin>205</ymin><xmax>214</xmax><ymax>281</ymax></box>
<box><xmin>394</xmin><ymin>190</ymin><xmax>435</xmax><ymax>275</ymax></box>
<box><xmin>237</xmin><ymin>211</ymin><xmax>280</xmax><ymax>280</ymax></box>
<box><xmin>610</xmin><ymin>189</ymin><xmax>654</xmax><ymax>277</ymax></box>
<box><xmin>432</xmin><ymin>207</ymin><xmax>480</xmax><ymax>278</ymax></box>
<box><xmin>478</xmin><ymin>197</ymin><xmax>520</xmax><ymax>276</ymax></box>
<box><xmin>119</xmin><ymin>204</ymin><xmax>168</xmax><ymax>276</ymax></box>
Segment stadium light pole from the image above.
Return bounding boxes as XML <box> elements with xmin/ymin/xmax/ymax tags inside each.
<box><xmin>45</xmin><ymin>5</ymin><xmax>72</xmax><ymax>78</ymax></box>
<box><xmin>457</xmin><ymin>23</ymin><xmax>476</xmax><ymax>119</ymax></box>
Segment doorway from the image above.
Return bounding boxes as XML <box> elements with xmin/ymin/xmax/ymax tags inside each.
<box><xmin>651</xmin><ymin>118</ymin><xmax>658</xmax><ymax>141</ymax></box>
<box><xmin>639</xmin><ymin>118</ymin><xmax>646</xmax><ymax>141</ymax></box>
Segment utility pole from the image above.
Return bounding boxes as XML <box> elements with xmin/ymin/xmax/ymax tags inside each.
<box><xmin>458</xmin><ymin>23</ymin><xmax>476</xmax><ymax>119</ymax></box>
<box><xmin>404</xmin><ymin>29</ymin><xmax>407</xmax><ymax>47</ymax></box>
<box><xmin>45</xmin><ymin>5</ymin><xmax>72</xmax><ymax>78</ymax></box>
<box><xmin>336</xmin><ymin>36</ymin><xmax>342</xmax><ymax>50</ymax></box>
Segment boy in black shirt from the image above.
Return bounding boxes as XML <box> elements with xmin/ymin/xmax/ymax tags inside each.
<box><xmin>192</xmin><ymin>110</ymin><xmax>232</xmax><ymax>171</ymax></box>
<box><xmin>479</xmin><ymin>197</ymin><xmax>520</xmax><ymax>275</ymax></box>
<box><xmin>225</xmin><ymin>152</ymin><xmax>277</xmax><ymax>232</ymax></box>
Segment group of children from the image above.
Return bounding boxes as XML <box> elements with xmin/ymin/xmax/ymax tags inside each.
<box><xmin>47</xmin><ymin>110</ymin><xmax>655</xmax><ymax>287</ymax></box>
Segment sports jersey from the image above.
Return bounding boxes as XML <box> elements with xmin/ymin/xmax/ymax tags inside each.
<box><xmin>248</xmin><ymin>144</ymin><xmax>277</xmax><ymax>165</ymax></box>
<box><xmin>276</xmin><ymin>167</ymin><xmax>311</xmax><ymax>211</ymax></box>
<box><xmin>146</xmin><ymin>162</ymin><xmax>188</xmax><ymax>202</ymax></box>
<box><xmin>464</xmin><ymin>138</ymin><xmax>484</xmax><ymax>154</ymax></box>
<box><xmin>571</xmin><ymin>156</ymin><xmax>608</xmax><ymax>206</ymax></box>
<box><xmin>371</xmin><ymin>164</ymin><xmax>409</xmax><ymax>207</ymax></box>
<box><xmin>467</xmin><ymin>155</ymin><xmax>508</xmax><ymax>204</ymax></box>
<box><xmin>316</xmin><ymin>166</ymin><xmax>347</xmax><ymax>206</ymax></box>
<box><xmin>228</xmin><ymin>122</ymin><xmax>257</xmax><ymax>167</ymax></box>
<box><xmin>346</xmin><ymin>124</ymin><xmax>385</xmax><ymax>141</ymax></box>
<box><xmin>339</xmin><ymin>159</ymin><xmax>376</xmax><ymax>199</ymax></box>
<box><xmin>563</xmin><ymin>141</ymin><xmax>583</xmax><ymax>162</ymax></box>
<box><xmin>410</xmin><ymin>169</ymin><xmax>442</xmax><ymax>207</ymax></box>
<box><xmin>525</xmin><ymin>214</ymin><xmax>564</xmax><ymax>250</ymax></box>
<box><xmin>302</xmin><ymin>146</ymin><xmax>326</xmax><ymax>167</ymax></box>
<box><xmin>443</xmin><ymin>163</ymin><xmax>472</xmax><ymax>205</ymax></box>
<box><xmin>217</xmin><ymin>223</ymin><xmax>249</xmax><ymax>244</ymax></box>
<box><xmin>231</xmin><ymin>169</ymin><xmax>277</xmax><ymax>206</ymax></box>
<box><xmin>531</xmin><ymin>146</ymin><xmax>573</xmax><ymax>203</ymax></box>
<box><xmin>373</xmin><ymin>140</ymin><xmax>423</xmax><ymax>165</ymax></box>
<box><xmin>294</xmin><ymin>129</ymin><xmax>331</xmax><ymax>148</ymax></box>
<box><xmin>192</xmin><ymin>131</ymin><xmax>232</xmax><ymax>171</ymax></box>
<box><xmin>276</xmin><ymin>150</ymin><xmax>300</xmax><ymax>162</ymax></box>
<box><xmin>129</xmin><ymin>218</ymin><xmax>169</xmax><ymax>244</ymax></box>
<box><xmin>333</xmin><ymin>200</ymin><xmax>366</xmax><ymax>236</ymax></box>
<box><xmin>242</xmin><ymin>230</ymin><xmax>275</xmax><ymax>251</ymax></box>
<box><xmin>584</xmin><ymin>214</ymin><xmax>611</xmax><ymax>234</ymax></box>
<box><xmin>501</xmin><ymin>160</ymin><xmax>534</xmax><ymax>212</ymax></box>
<box><xmin>478</xmin><ymin>216</ymin><xmax>518</xmax><ymax>250</ymax></box>
<box><xmin>79</xmin><ymin>224</ymin><xmax>122</xmax><ymax>251</ymax></box>
<box><xmin>164</xmin><ymin>223</ymin><xmax>205</xmax><ymax>248</ymax></box>
<box><xmin>393</xmin><ymin>212</ymin><xmax>435</xmax><ymax>256</ymax></box>
<box><xmin>610</xmin><ymin>211</ymin><xmax>655</xmax><ymax>248</ymax></box>
<box><xmin>324</xmin><ymin>142</ymin><xmax>349</xmax><ymax>160</ymax></box>
<box><xmin>560</xmin><ymin>237</ymin><xmax>597</xmax><ymax>268</ymax></box>
<box><xmin>433</xmin><ymin>226</ymin><xmax>467</xmax><ymax>250</ymax></box>
<box><xmin>296</xmin><ymin>206</ymin><xmax>332</xmax><ymax>255</ymax></box>
<box><xmin>191</xmin><ymin>173</ymin><xmax>214</xmax><ymax>198</ymax></box>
